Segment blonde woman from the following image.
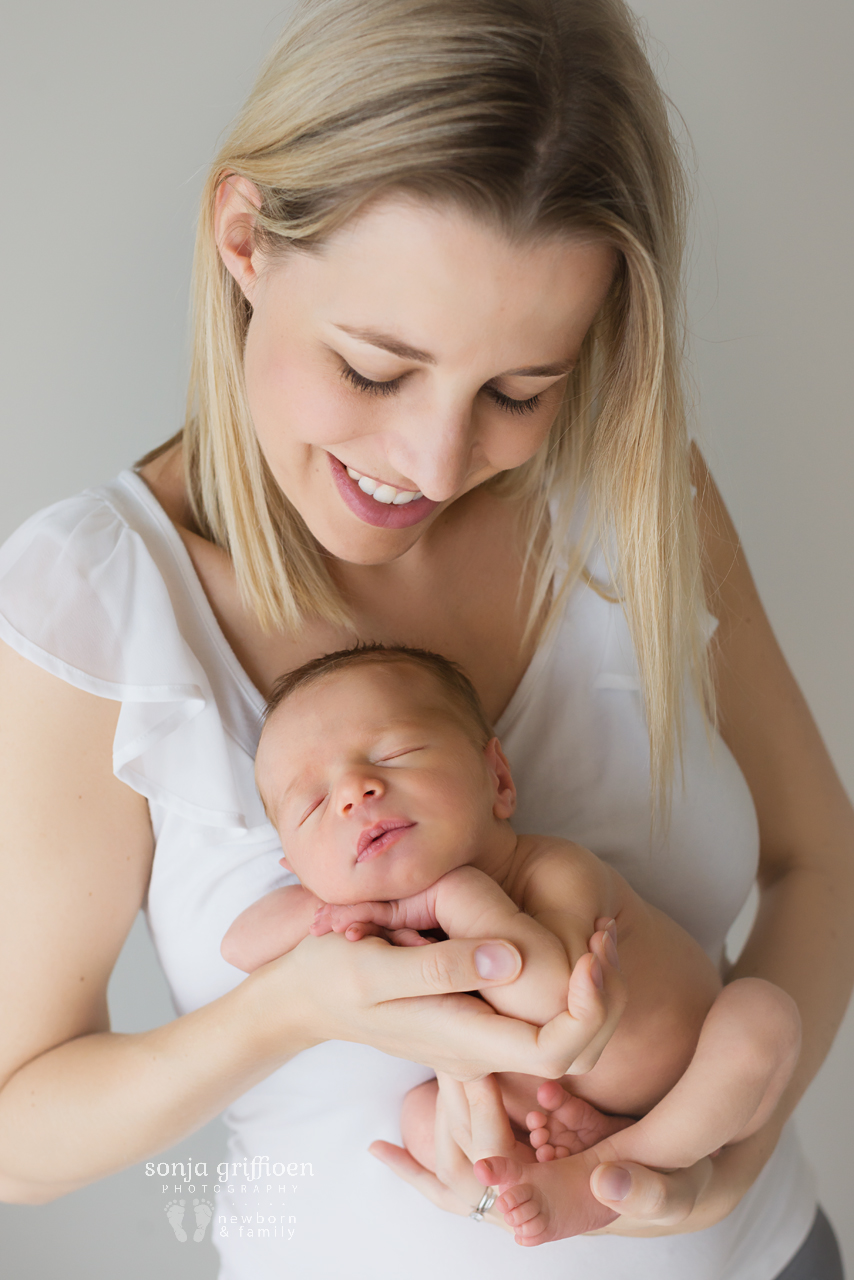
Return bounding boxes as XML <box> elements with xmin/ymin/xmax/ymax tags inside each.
<box><xmin>0</xmin><ymin>2</ymin><xmax>851</xmax><ymax>1278</ymax></box>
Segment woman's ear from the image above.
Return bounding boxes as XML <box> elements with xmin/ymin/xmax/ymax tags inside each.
<box><xmin>484</xmin><ymin>737</ymin><xmax>516</xmax><ymax>819</ymax></box>
<box><xmin>213</xmin><ymin>173</ymin><xmax>265</xmax><ymax>303</ymax></box>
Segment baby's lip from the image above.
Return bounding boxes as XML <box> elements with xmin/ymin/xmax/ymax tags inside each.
<box><xmin>356</xmin><ymin>819</ymin><xmax>415</xmax><ymax>860</ymax></box>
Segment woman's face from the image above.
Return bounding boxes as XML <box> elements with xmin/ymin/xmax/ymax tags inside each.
<box><xmin>218</xmin><ymin>184</ymin><xmax>615</xmax><ymax>565</ymax></box>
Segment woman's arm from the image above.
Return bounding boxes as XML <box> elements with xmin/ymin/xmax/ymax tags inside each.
<box><xmin>586</xmin><ymin>447</ymin><xmax>854</xmax><ymax>1231</ymax></box>
<box><xmin>0</xmin><ymin>643</ymin><xmax>624</xmax><ymax>1205</ymax></box>
<box><xmin>385</xmin><ymin>451</ymin><xmax>854</xmax><ymax>1235</ymax></box>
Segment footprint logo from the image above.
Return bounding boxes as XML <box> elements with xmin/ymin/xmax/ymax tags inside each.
<box><xmin>193</xmin><ymin>1197</ymin><xmax>214</xmax><ymax>1242</ymax></box>
<box><xmin>164</xmin><ymin>1199</ymin><xmax>187</xmax><ymax>1242</ymax></box>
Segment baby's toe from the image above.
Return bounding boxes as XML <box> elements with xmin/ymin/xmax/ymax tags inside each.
<box><xmin>495</xmin><ymin>1183</ymin><xmax>532</xmax><ymax>1214</ymax></box>
<box><xmin>536</xmin><ymin>1079</ymin><xmax>570</xmax><ymax>1112</ymax></box>
<box><xmin>535</xmin><ymin>1143</ymin><xmax>556</xmax><ymax>1163</ymax></box>
<box><xmin>504</xmin><ymin>1197</ymin><xmax>542</xmax><ymax>1228</ymax></box>
<box><xmin>515</xmin><ymin>1213</ymin><xmax>549</xmax><ymax>1244</ymax></box>
<box><xmin>526</xmin><ymin>1109</ymin><xmax>549</xmax><ymax>1131</ymax></box>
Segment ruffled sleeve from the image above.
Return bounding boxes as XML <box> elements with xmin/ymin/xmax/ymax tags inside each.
<box><xmin>0</xmin><ymin>479</ymin><xmax>267</xmax><ymax>830</ymax></box>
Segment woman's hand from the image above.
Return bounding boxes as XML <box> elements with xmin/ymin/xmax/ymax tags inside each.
<box><xmin>251</xmin><ymin>926</ymin><xmax>624</xmax><ymax>1082</ymax></box>
<box><xmin>586</xmin><ymin>1117</ymin><xmax>786</xmax><ymax>1236</ymax></box>
<box><xmin>369</xmin><ymin>1073</ymin><xmax>528</xmax><ymax>1229</ymax></box>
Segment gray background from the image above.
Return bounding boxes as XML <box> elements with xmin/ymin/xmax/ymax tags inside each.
<box><xmin>1</xmin><ymin>0</ymin><xmax>852</xmax><ymax>1275</ymax></box>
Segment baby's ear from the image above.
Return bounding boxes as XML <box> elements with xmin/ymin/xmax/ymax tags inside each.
<box><xmin>278</xmin><ymin>855</ymin><xmax>292</xmax><ymax>872</ymax></box>
<box><xmin>484</xmin><ymin>737</ymin><xmax>516</xmax><ymax>819</ymax></box>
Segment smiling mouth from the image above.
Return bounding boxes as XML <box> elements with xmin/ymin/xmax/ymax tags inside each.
<box><xmin>356</xmin><ymin>820</ymin><xmax>415</xmax><ymax>862</ymax></box>
<box><xmin>328</xmin><ymin>453</ymin><xmax>439</xmax><ymax>529</ymax></box>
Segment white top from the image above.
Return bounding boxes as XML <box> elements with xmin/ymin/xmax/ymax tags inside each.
<box><xmin>0</xmin><ymin>470</ymin><xmax>817</xmax><ymax>1280</ymax></box>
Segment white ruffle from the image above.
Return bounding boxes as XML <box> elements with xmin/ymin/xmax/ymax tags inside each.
<box><xmin>0</xmin><ymin>476</ymin><xmax>267</xmax><ymax>830</ymax></box>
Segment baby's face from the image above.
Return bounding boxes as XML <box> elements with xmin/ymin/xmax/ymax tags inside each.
<box><xmin>256</xmin><ymin>663</ymin><xmax>510</xmax><ymax>904</ymax></box>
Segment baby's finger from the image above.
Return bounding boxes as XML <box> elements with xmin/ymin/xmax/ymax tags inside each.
<box><xmin>345</xmin><ymin>922</ymin><xmax>387</xmax><ymax>941</ymax></box>
<box><xmin>388</xmin><ymin>928</ymin><xmax>434</xmax><ymax>947</ymax></box>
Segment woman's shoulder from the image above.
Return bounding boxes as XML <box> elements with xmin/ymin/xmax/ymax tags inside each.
<box><xmin>0</xmin><ymin>471</ymin><xmax>190</xmax><ymax>693</ymax></box>
<box><xmin>0</xmin><ymin>472</ymin><xmax>267</xmax><ymax>830</ymax></box>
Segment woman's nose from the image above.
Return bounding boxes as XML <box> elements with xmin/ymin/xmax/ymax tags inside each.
<box><xmin>336</xmin><ymin>772</ymin><xmax>385</xmax><ymax>815</ymax></box>
<box><xmin>396</xmin><ymin>406</ymin><xmax>481</xmax><ymax>503</ymax></box>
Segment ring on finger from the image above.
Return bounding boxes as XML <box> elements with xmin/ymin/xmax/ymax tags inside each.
<box><xmin>469</xmin><ymin>1187</ymin><xmax>498</xmax><ymax>1221</ymax></box>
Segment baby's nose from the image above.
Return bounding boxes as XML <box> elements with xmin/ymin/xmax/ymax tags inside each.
<box><xmin>338</xmin><ymin>774</ymin><xmax>385</xmax><ymax>814</ymax></box>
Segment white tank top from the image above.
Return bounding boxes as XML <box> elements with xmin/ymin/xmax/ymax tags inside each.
<box><xmin>0</xmin><ymin>469</ymin><xmax>817</xmax><ymax>1280</ymax></box>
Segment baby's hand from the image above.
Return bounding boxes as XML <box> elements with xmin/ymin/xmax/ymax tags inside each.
<box><xmin>310</xmin><ymin>901</ymin><xmax>434</xmax><ymax>947</ymax></box>
<box><xmin>526</xmin><ymin>1080</ymin><xmax>635</xmax><ymax>1161</ymax></box>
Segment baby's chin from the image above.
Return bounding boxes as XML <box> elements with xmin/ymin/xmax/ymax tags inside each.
<box><xmin>310</xmin><ymin>868</ymin><xmax>445</xmax><ymax>907</ymax></box>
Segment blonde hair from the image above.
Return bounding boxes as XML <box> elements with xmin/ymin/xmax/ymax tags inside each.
<box><xmin>171</xmin><ymin>0</ymin><xmax>713</xmax><ymax>804</ymax></box>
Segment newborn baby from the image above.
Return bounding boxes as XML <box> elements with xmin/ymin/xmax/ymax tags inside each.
<box><xmin>222</xmin><ymin>644</ymin><xmax>800</xmax><ymax>1243</ymax></box>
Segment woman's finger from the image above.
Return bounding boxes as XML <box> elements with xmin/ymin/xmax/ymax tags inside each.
<box><xmin>462</xmin><ymin>1074</ymin><xmax>518</xmax><ymax>1163</ymax></box>
<box><xmin>364</xmin><ymin>934</ymin><xmax>523</xmax><ymax>999</ymax></box>
<box><xmin>589</xmin><ymin>1156</ymin><xmax>713</xmax><ymax>1228</ymax></box>
<box><xmin>434</xmin><ymin>1074</ymin><xmax>481</xmax><ymax>1192</ymax></box>
<box><xmin>368</xmin><ymin>1140</ymin><xmax>469</xmax><ymax>1216</ymax></box>
<box><xmin>531</xmin><ymin>937</ymin><xmax>627</xmax><ymax>1078</ymax></box>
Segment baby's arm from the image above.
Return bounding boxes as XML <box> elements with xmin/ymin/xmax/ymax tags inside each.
<box><xmin>313</xmin><ymin>865</ymin><xmax>576</xmax><ymax>1025</ymax></box>
<box><xmin>221</xmin><ymin>883</ymin><xmax>322</xmax><ymax>972</ymax></box>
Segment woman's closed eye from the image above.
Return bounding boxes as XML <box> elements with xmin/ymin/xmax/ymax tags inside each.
<box><xmin>339</xmin><ymin>362</ymin><xmax>544</xmax><ymax>416</ymax></box>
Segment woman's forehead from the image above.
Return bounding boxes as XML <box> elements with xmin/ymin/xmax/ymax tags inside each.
<box><xmin>263</xmin><ymin>194</ymin><xmax>616</xmax><ymax>366</ymax></box>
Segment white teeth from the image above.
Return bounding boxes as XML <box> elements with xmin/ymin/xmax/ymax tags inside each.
<box><xmin>345</xmin><ymin>465</ymin><xmax>422</xmax><ymax>506</ymax></box>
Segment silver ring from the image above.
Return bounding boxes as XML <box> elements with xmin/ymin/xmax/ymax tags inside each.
<box><xmin>469</xmin><ymin>1186</ymin><xmax>498</xmax><ymax>1220</ymax></box>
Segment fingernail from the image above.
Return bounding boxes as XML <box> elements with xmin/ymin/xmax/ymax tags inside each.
<box><xmin>590</xmin><ymin>956</ymin><xmax>604</xmax><ymax>990</ymax></box>
<box><xmin>597</xmin><ymin>1166</ymin><xmax>631</xmax><ymax>1201</ymax></box>
<box><xmin>474</xmin><ymin>943</ymin><xmax>519</xmax><ymax>980</ymax></box>
<box><xmin>481</xmin><ymin>1159</ymin><xmax>495</xmax><ymax>1176</ymax></box>
<box><xmin>603</xmin><ymin>931</ymin><xmax>620</xmax><ymax>969</ymax></box>
<box><xmin>603</xmin><ymin>918</ymin><xmax>617</xmax><ymax>944</ymax></box>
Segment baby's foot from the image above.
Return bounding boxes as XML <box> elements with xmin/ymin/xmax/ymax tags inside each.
<box><xmin>526</xmin><ymin>1080</ymin><xmax>634</xmax><ymax>1161</ymax></box>
<box><xmin>192</xmin><ymin>1197</ymin><xmax>214</xmax><ymax>1242</ymax></box>
<box><xmin>474</xmin><ymin>1149</ymin><xmax>618</xmax><ymax>1246</ymax></box>
<box><xmin>164</xmin><ymin>1198</ymin><xmax>187</xmax><ymax>1241</ymax></box>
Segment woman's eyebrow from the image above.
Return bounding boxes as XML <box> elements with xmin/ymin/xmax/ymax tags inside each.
<box><xmin>331</xmin><ymin>323</ymin><xmax>575</xmax><ymax>378</ymax></box>
<box><xmin>332</xmin><ymin>323</ymin><xmax>436</xmax><ymax>364</ymax></box>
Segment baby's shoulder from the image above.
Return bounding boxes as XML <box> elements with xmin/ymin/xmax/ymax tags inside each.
<box><xmin>512</xmin><ymin>834</ymin><xmax>608</xmax><ymax>904</ymax></box>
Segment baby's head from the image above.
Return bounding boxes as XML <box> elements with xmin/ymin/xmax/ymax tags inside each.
<box><xmin>256</xmin><ymin>644</ymin><xmax>517</xmax><ymax>905</ymax></box>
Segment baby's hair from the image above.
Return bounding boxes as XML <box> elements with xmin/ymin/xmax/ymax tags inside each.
<box><xmin>265</xmin><ymin>643</ymin><xmax>493</xmax><ymax>745</ymax></box>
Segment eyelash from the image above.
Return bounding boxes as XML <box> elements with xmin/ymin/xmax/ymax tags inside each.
<box><xmin>340</xmin><ymin>364</ymin><xmax>543</xmax><ymax>416</ymax></box>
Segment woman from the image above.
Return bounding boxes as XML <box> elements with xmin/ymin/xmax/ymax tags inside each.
<box><xmin>0</xmin><ymin>1</ymin><xmax>851</xmax><ymax>1277</ymax></box>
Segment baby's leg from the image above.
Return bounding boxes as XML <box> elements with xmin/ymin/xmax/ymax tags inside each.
<box><xmin>528</xmin><ymin>977</ymin><xmax>800</xmax><ymax>1173</ymax></box>
<box><xmin>400</xmin><ymin>1079</ymin><xmax>439</xmax><ymax>1172</ymax></box>
<box><xmin>610</xmin><ymin>977</ymin><xmax>800</xmax><ymax>1168</ymax></box>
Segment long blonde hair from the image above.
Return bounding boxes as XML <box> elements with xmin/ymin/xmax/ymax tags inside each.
<box><xmin>174</xmin><ymin>0</ymin><xmax>712</xmax><ymax>803</ymax></box>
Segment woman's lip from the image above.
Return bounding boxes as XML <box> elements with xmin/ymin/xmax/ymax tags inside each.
<box><xmin>328</xmin><ymin>453</ymin><xmax>439</xmax><ymax>529</ymax></box>
<box><xmin>355</xmin><ymin>822</ymin><xmax>415</xmax><ymax>863</ymax></box>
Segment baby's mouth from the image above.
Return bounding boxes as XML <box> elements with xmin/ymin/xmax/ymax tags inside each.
<box><xmin>356</xmin><ymin>820</ymin><xmax>415</xmax><ymax>862</ymax></box>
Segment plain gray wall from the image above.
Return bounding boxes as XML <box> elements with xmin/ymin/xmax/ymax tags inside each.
<box><xmin>1</xmin><ymin>1</ymin><xmax>852</xmax><ymax>1276</ymax></box>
